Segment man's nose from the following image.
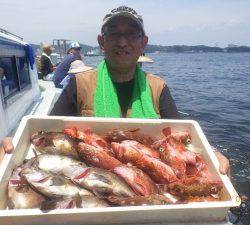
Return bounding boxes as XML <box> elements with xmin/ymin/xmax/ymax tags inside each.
<box><xmin>116</xmin><ymin>34</ymin><xmax>129</xmax><ymax>47</ymax></box>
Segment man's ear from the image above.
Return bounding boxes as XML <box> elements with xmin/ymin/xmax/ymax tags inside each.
<box><xmin>142</xmin><ymin>35</ymin><xmax>148</xmax><ymax>51</ymax></box>
<box><xmin>97</xmin><ymin>35</ymin><xmax>105</xmax><ymax>51</ymax></box>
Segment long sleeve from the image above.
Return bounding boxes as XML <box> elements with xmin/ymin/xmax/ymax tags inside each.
<box><xmin>159</xmin><ymin>85</ymin><xmax>180</xmax><ymax>119</ymax></box>
<box><xmin>50</xmin><ymin>77</ymin><xmax>78</xmax><ymax>116</ymax></box>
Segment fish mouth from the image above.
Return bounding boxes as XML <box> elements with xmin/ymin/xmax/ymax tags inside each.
<box><xmin>30</xmin><ymin>132</ymin><xmax>46</xmax><ymax>147</ymax></box>
<box><xmin>33</xmin><ymin>137</ymin><xmax>45</xmax><ymax>147</ymax></box>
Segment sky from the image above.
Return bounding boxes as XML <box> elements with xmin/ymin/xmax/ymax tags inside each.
<box><xmin>1</xmin><ymin>0</ymin><xmax>250</xmax><ymax>47</ymax></box>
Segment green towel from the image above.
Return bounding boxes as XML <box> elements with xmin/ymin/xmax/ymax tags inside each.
<box><xmin>94</xmin><ymin>60</ymin><xmax>158</xmax><ymax>118</ymax></box>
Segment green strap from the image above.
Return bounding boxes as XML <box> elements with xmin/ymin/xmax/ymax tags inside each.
<box><xmin>94</xmin><ymin>60</ymin><xmax>158</xmax><ymax>118</ymax></box>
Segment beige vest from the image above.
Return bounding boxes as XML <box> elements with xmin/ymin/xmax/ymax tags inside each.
<box><xmin>75</xmin><ymin>69</ymin><xmax>165</xmax><ymax>117</ymax></box>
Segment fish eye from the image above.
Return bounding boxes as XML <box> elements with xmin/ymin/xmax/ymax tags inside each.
<box><xmin>211</xmin><ymin>186</ymin><xmax>218</xmax><ymax>194</ymax></box>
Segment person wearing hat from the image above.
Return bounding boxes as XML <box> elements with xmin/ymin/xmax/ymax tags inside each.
<box><xmin>60</xmin><ymin>60</ymin><xmax>93</xmax><ymax>88</ymax></box>
<box><xmin>53</xmin><ymin>41</ymin><xmax>83</xmax><ymax>88</ymax></box>
<box><xmin>50</xmin><ymin>6</ymin><xmax>178</xmax><ymax>118</ymax></box>
<box><xmin>0</xmin><ymin>6</ymin><xmax>229</xmax><ymax>175</ymax></box>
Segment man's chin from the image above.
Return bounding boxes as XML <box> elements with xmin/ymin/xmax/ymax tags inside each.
<box><xmin>115</xmin><ymin>61</ymin><xmax>134</xmax><ymax>70</ymax></box>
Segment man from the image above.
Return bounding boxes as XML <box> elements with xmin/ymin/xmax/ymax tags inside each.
<box><xmin>40</xmin><ymin>43</ymin><xmax>55</xmax><ymax>80</ymax></box>
<box><xmin>0</xmin><ymin>6</ymin><xmax>229</xmax><ymax>174</ymax></box>
<box><xmin>50</xmin><ymin>6</ymin><xmax>178</xmax><ymax>118</ymax></box>
<box><xmin>53</xmin><ymin>42</ymin><xmax>82</xmax><ymax>88</ymax></box>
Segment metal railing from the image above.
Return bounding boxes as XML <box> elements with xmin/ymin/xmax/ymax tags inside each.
<box><xmin>0</xmin><ymin>27</ymin><xmax>23</xmax><ymax>40</ymax></box>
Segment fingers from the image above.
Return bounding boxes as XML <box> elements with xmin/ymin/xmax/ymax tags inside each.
<box><xmin>0</xmin><ymin>146</ymin><xmax>5</xmax><ymax>163</ymax></box>
<box><xmin>214</xmin><ymin>151</ymin><xmax>230</xmax><ymax>175</ymax></box>
<box><xmin>2</xmin><ymin>137</ymin><xmax>14</xmax><ymax>153</ymax></box>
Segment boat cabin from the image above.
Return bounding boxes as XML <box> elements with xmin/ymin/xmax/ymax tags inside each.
<box><xmin>0</xmin><ymin>28</ymin><xmax>40</xmax><ymax>140</ymax></box>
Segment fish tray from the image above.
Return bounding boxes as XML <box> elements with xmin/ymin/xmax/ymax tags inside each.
<box><xmin>0</xmin><ymin>116</ymin><xmax>240</xmax><ymax>225</ymax></box>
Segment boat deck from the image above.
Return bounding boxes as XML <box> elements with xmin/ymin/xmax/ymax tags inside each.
<box><xmin>8</xmin><ymin>80</ymin><xmax>61</xmax><ymax>137</ymax></box>
<box><xmin>27</xmin><ymin>80</ymin><xmax>61</xmax><ymax>115</ymax></box>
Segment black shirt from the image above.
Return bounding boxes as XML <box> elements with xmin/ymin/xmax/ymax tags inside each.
<box><xmin>40</xmin><ymin>55</ymin><xmax>53</xmax><ymax>78</ymax></box>
<box><xmin>50</xmin><ymin>77</ymin><xmax>179</xmax><ymax>119</ymax></box>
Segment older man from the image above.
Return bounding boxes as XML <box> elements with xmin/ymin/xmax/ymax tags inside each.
<box><xmin>0</xmin><ymin>6</ymin><xmax>229</xmax><ymax>174</ymax></box>
<box><xmin>40</xmin><ymin>43</ymin><xmax>55</xmax><ymax>80</ymax></box>
<box><xmin>50</xmin><ymin>6</ymin><xmax>178</xmax><ymax>118</ymax></box>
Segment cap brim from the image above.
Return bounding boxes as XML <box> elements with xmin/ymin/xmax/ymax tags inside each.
<box><xmin>102</xmin><ymin>12</ymin><xmax>144</xmax><ymax>34</ymax></box>
<box><xmin>68</xmin><ymin>66</ymin><xmax>93</xmax><ymax>74</ymax></box>
<box><xmin>71</xmin><ymin>47</ymin><xmax>82</xmax><ymax>50</ymax></box>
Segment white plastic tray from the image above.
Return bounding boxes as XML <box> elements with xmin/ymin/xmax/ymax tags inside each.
<box><xmin>0</xmin><ymin>116</ymin><xmax>240</xmax><ymax>225</ymax></box>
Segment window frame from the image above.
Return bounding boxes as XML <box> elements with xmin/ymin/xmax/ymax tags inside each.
<box><xmin>0</xmin><ymin>54</ymin><xmax>32</xmax><ymax>107</ymax></box>
<box><xmin>15</xmin><ymin>56</ymin><xmax>31</xmax><ymax>90</ymax></box>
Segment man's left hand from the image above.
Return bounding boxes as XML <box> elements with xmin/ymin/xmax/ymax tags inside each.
<box><xmin>214</xmin><ymin>150</ymin><xmax>230</xmax><ymax>175</ymax></box>
<box><xmin>0</xmin><ymin>137</ymin><xmax>13</xmax><ymax>163</ymax></box>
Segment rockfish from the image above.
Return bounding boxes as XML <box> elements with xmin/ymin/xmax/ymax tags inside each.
<box><xmin>71</xmin><ymin>167</ymin><xmax>136</xmax><ymax>197</ymax></box>
<box><xmin>30</xmin><ymin>132</ymin><xmax>79</xmax><ymax>159</ymax></box>
<box><xmin>21</xmin><ymin>168</ymin><xmax>92</xmax><ymax>198</ymax></box>
<box><xmin>8</xmin><ymin>166</ymin><xmax>45</xmax><ymax>209</ymax></box>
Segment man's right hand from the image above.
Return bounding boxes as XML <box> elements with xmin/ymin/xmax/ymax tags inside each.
<box><xmin>0</xmin><ymin>137</ymin><xmax>13</xmax><ymax>163</ymax></box>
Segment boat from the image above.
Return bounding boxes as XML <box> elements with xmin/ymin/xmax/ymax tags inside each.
<box><xmin>137</xmin><ymin>55</ymin><xmax>154</xmax><ymax>63</ymax></box>
<box><xmin>0</xmin><ymin>28</ymin><xmax>61</xmax><ymax>140</ymax></box>
<box><xmin>85</xmin><ymin>49</ymin><xmax>103</xmax><ymax>56</ymax></box>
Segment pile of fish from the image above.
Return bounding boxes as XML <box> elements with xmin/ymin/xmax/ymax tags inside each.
<box><xmin>8</xmin><ymin>127</ymin><xmax>223</xmax><ymax>210</ymax></box>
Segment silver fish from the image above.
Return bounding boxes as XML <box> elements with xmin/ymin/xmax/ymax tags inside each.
<box><xmin>30</xmin><ymin>132</ymin><xmax>79</xmax><ymax>159</ymax></box>
<box><xmin>71</xmin><ymin>167</ymin><xmax>136</xmax><ymax>197</ymax></box>
<box><xmin>41</xmin><ymin>195</ymin><xmax>109</xmax><ymax>211</ymax></box>
<box><xmin>32</xmin><ymin>154</ymin><xmax>87</xmax><ymax>176</ymax></box>
<box><xmin>21</xmin><ymin>167</ymin><xmax>93</xmax><ymax>198</ymax></box>
<box><xmin>8</xmin><ymin>166</ymin><xmax>45</xmax><ymax>209</ymax></box>
<box><xmin>79</xmin><ymin>195</ymin><xmax>109</xmax><ymax>208</ymax></box>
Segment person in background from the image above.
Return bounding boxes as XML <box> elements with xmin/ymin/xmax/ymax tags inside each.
<box><xmin>0</xmin><ymin>67</ymin><xmax>16</xmax><ymax>95</ymax></box>
<box><xmin>40</xmin><ymin>43</ymin><xmax>55</xmax><ymax>81</ymax></box>
<box><xmin>60</xmin><ymin>60</ymin><xmax>93</xmax><ymax>88</ymax></box>
<box><xmin>0</xmin><ymin>6</ymin><xmax>229</xmax><ymax>175</ymax></box>
<box><xmin>53</xmin><ymin>42</ymin><xmax>83</xmax><ymax>88</ymax></box>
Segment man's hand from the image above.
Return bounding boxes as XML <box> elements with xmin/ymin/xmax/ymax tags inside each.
<box><xmin>0</xmin><ymin>137</ymin><xmax>13</xmax><ymax>163</ymax></box>
<box><xmin>214</xmin><ymin>150</ymin><xmax>230</xmax><ymax>175</ymax></box>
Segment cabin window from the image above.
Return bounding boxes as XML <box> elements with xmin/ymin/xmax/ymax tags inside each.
<box><xmin>0</xmin><ymin>56</ymin><xmax>31</xmax><ymax>101</ymax></box>
<box><xmin>0</xmin><ymin>57</ymin><xmax>19</xmax><ymax>98</ymax></box>
<box><xmin>16</xmin><ymin>57</ymin><xmax>31</xmax><ymax>89</ymax></box>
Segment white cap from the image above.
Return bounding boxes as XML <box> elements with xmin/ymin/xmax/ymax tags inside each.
<box><xmin>69</xmin><ymin>42</ymin><xmax>81</xmax><ymax>50</ymax></box>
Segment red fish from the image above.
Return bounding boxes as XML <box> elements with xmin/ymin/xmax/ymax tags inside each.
<box><xmin>162</xmin><ymin>127</ymin><xmax>191</xmax><ymax>144</ymax></box>
<box><xmin>77</xmin><ymin>142</ymin><xmax>122</xmax><ymax>170</ymax></box>
<box><xmin>119</xmin><ymin>140</ymin><xmax>160</xmax><ymax>158</ymax></box>
<box><xmin>105</xmin><ymin>128</ymin><xmax>154</xmax><ymax>146</ymax></box>
<box><xmin>111</xmin><ymin>142</ymin><xmax>178</xmax><ymax>184</ymax></box>
<box><xmin>159</xmin><ymin>142</ymin><xmax>186</xmax><ymax>179</ymax></box>
<box><xmin>113</xmin><ymin>165</ymin><xmax>158</xmax><ymax>196</ymax></box>
<box><xmin>64</xmin><ymin>127</ymin><xmax>114</xmax><ymax>156</ymax></box>
<box><xmin>165</xmin><ymin>176</ymin><xmax>223</xmax><ymax>197</ymax></box>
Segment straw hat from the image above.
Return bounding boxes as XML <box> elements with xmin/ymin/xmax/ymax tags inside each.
<box><xmin>68</xmin><ymin>60</ymin><xmax>93</xmax><ymax>74</ymax></box>
<box><xmin>137</xmin><ymin>55</ymin><xmax>154</xmax><ymax>63</ymax></box>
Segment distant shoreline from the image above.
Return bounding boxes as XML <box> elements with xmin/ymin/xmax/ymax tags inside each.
<box><xmin>144</xmin><ymin>45</ymin><xmax>250</xmax><ymax>53</ymax></box>
<box><xmin>31</xmin><ymin>43</ymin><xmax>250</xmax><ymax>55</ymax></box>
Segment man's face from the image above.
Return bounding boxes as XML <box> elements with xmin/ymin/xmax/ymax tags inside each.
<box><xmin>98</xmin><ymin>17</ymin><xmax>148</xmax><ymax>71</ymax></box>
<box><xmin>46</xmin><ymin>47</ymin><xmax>52</xmax><ymax>56</ymax></box>
<box><xmin>71</xmin><ymin>48</ymin><xmax>81</xmax><ymax>55</ymax></box>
